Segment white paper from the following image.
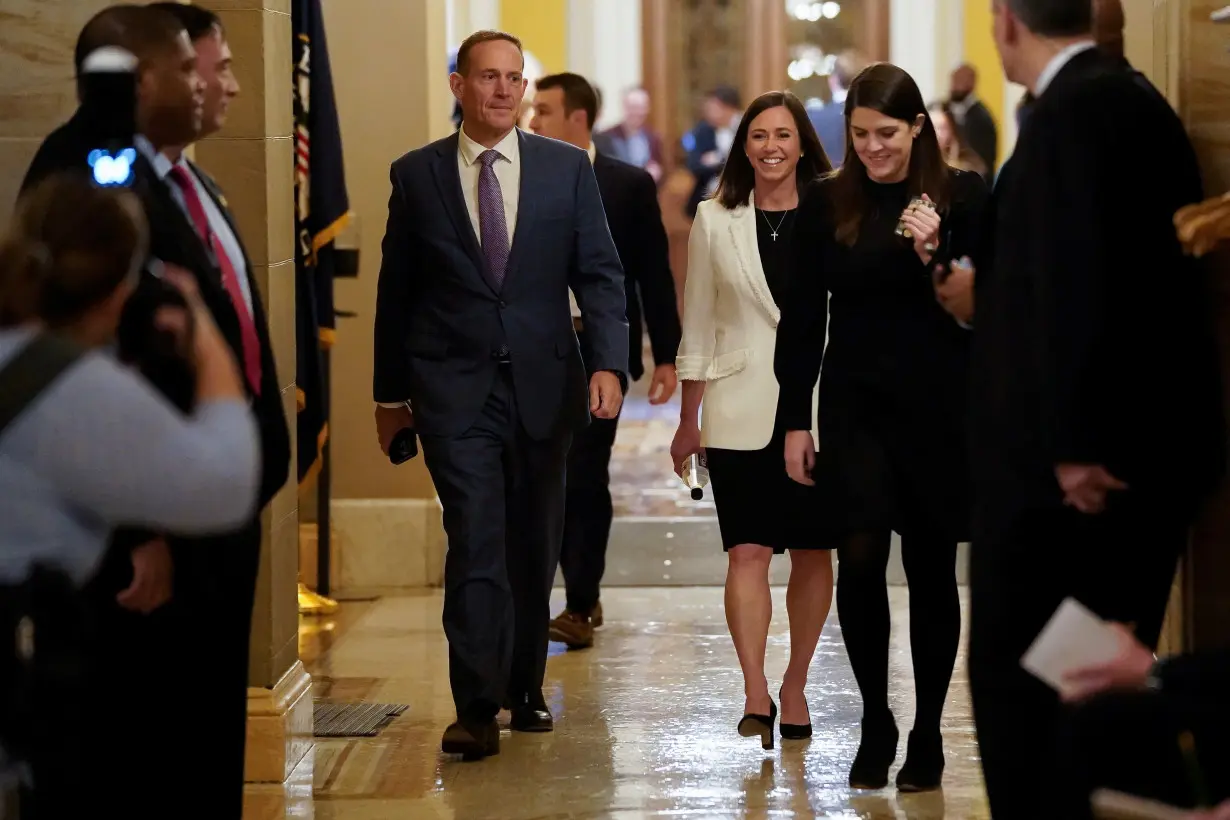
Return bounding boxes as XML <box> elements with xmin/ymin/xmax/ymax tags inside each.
<box><xmin>1020</xmin><ymin>597</ymin><xmax>1121</xmax><ymax>697</ymax></box>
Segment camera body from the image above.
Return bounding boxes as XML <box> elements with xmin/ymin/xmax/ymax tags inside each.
<box><xmin>78</xmin><ymin>47</ymin><xmax>138</xmax><ymax>189</ymax></box>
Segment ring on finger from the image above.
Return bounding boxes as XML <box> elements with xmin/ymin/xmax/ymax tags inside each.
<box><xmin>924</xmin><ymin>242</ymin><xmax>937</xmax><ymax>252</ymax></box>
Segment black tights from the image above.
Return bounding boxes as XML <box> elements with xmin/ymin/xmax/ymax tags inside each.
<box><xmin>836</xmin><ymin>530</ymin><xmax>960</xmax><ymax>732</ymax></box>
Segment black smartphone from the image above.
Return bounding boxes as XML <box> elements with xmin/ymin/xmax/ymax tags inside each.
<box><xmin>77</xmin><ymin>47</ymin><xmax>138</xmax><ymax>188</ymax></box>
<box><xmin>389</xmin><ymin>428</ymin><xmax>419</xmax><ymax>465</ymax></box>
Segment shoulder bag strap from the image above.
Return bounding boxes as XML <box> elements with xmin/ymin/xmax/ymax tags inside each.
<box><xmin>0</xmin><ymin>333</ymin><xmax>83</xmax><ymax>439</ymax></box>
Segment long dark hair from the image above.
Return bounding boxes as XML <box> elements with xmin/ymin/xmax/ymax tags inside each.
<box><xmin>714</xmin><ymin>90</ymin><xmax>831</xmax><ymax>210</ymax></box>
<box><xmin>829</xmin><ymin>63</ymin><xmax>950</xmax><ymax>245</ymax></box>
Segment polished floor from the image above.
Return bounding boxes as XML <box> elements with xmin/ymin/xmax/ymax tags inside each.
<box><xmin>299</xmin><ymin>586</ymin><xmax>990</xmax><ymax>819</ymax></box>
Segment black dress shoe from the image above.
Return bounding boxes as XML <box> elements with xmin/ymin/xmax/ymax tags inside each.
<box><xmin>441</xmin><ymin>719</ymin><xmax>500</xmax><ymax>761</ymax></box>
<box><xmin>510</xmin><ymin>701</ymin><xmax>554</xmax><ymax>732</ymax></box>
<box><xmin>895</xmin><ymin>729</ymin><xmax>945</xmax><ymax>792</ymax></box>
<box><xmin>849</xmin><ymin>712</ymin><xmax>899</xmax><ymax>790</ymax></box>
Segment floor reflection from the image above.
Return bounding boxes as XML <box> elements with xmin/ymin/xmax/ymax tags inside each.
<box><xmin>302</xmin><ymin>587</ymin><xmax>989</xmax><ymax>819</ymax></box>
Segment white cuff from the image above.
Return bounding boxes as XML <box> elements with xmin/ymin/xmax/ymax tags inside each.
<box><xmin>378</xmin><ymin>401</ymin><xmax>411</xmax><ymax>409</ymax></box>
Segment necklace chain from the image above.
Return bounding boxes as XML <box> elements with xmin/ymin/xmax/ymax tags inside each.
<box><xmin>758</xmin><ymin>207</ymin><xmax>794</xmax><ymax>241</ymax></box>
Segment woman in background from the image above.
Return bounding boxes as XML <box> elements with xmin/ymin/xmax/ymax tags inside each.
<box><xmin>929</xmin><ymin>101</ymin><xmax>989</xmax><ymax>179</ymax></box>
<box><xmin>776</xmin><ymin>64</ymin><xmax>989</xmax><ymax>791</ymax></box>
<box><xmin>671</xmin><ymin>90</ymin><xmax>833</xmax><ymax>752</ymax></box>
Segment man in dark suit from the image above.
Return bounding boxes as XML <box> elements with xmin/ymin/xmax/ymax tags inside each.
<box><xmin>22</xmin><ymin>6</ymin><xmax>290</xmax><ymax>815</ymax></box>
<box><xmin>959</xmin><ymin>2</ymin><xmax>1223</xmax><ymax>817</ymax></box>
<box><xmin>681</xmin><ymin>85</ymin><xmax>741</xmax><ymax>217</ymax></box>
<box><xmin>948</xmin><ymin>63</ymin><xmax>999</xmax><ymax>175</ymax></box>
<box><xmin>528</xmin><ymin>72</ymin><xmax>681</xmax><ymax>649</ymax></box>
<box><xmin>373</xmin><ymin>30</ymin><xmax>628</xmax><ymax>759</ymax></box>
<box><xmin>805</xmin><ymin>49</ymin><xmax>866</xmax><ymax>167</ymax></box>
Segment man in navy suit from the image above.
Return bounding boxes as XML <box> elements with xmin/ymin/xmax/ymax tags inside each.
<box><xmin>373</xmin><ymin>29</ymin><xmax>628</xmax><ymax>759</ymax></box>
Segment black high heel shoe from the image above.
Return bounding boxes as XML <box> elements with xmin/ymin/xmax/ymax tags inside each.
<box><xmin>848</xmin><ymin>712</ymin><xmax>899</xmax><ymax>790</ymax></box>
<box><xmin>737</xmin><ymin>699</ymin><xmax>777</xmax><ymax>750</ymax></box>
<box><xmin>895</xmin><ymin>729</ymin><xmax>945</xmax><ymax>792</ymax></box>
<box><xmin>778</xmin><ymin>687</ymin><xmax>812</xmax><ymax>740</ymax></box>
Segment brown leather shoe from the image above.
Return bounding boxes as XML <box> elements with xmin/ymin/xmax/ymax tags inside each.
<box><xmin>591</xmin><ymin>600</ymin><xmax>604</xmax><ymax>628</ymax></box>
<box><xmin>441</xmin><ymin>719</ymin><xmax>500</xmax><ymax>760</ymax></box>
<box><xmin>548</xmin><ymin>609</ymin><xmax>595</xmax><ymax>649</ymax></box>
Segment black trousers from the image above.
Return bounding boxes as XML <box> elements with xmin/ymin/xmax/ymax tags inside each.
<box><xmin>968</xmin><ymin>498</ymin><xmax>1186</xmax><ymax>820</ymax></box>
<box><xmin>559</xmin><ymin>409</ymin><xmax>620</xmax><ymax>614</ymax></box>
<box><xmin>421</xmin><ymin>369</ymin><xmax>572</xmax><ymax>720</ymax></box>
<box><xmin>1054</xmin><ymin>689</ymin><xmax>1230</xmax><ymax>818</ymax></box>
<box><xmin>75</xmin><ymin>528</ymin><xmax>259</xmax><ymax>820</ymax></box>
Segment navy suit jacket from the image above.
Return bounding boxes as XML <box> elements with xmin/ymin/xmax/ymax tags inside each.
<box><xmin>373</xmin><ymin>129</ymin><xmax>629</xmax><ymax>441</ymax></box>
<box><xmin>807</xmin><ymin>102</ymin><xmax>846</xmax><ymax>168</ymax></box>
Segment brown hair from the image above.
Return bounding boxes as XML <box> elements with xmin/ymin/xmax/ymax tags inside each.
<box><xmin>928</xmin><ymin>101</ymin><xmax>988</xmax><ymax>178</ymax></box>
<box><xmin>455</xmin><ymin>30</ymin><xmax>524</xmax><ymax>76</ymax></box>
<box><xmin>829</xmin><ymin>63</ymin><xmax>950</xmax><ymax>245</ymax></box>
<box><xmin>713</xmin><ymin>90</ymin><xmax>832</xmax><ymax>210</ymax></box>
<box><xmin>0</xmin><ymin>174</ymin><xmax>148</xmax><ymax>328</ymax></box>
<box><xmin>534</xmin><ymin>72</ymin><xmax>599</xmax><ymax>130</ymax></box>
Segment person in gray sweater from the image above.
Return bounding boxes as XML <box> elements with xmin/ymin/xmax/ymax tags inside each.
<box><xmin>0</xmin><ymin>176</ymin><xmax>257</xmax><ymax>587</ymax></box>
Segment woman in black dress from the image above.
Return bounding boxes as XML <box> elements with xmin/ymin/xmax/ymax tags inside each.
<box><xmin>775</xmin><ymin>64</ymin><xmax>989</xmax><ymax>790</ymax></box>
<box><xmin>671</xmin><ymin>91</ymin><xmax>833</xmax><ymax>750</ymax></box>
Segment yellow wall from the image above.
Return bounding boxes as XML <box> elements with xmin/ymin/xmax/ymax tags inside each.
<box><xmin>962</xmin><ymin>0</ymin><xmax>1007</xmax><ymax>167</ymax></box>
<box><xmin>500</xmin><ymin>0</ymin><xmax>567</xmax><ymax>73</ymax></box>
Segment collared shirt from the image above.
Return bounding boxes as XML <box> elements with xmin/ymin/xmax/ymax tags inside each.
<box><xmin>457</xmin><ymin>126</ymin><xmax>521</xmax><ymax>248</ymax></box>
<box><xmin>1033</xmin><ymin>40</ymin><xmax>1097</xmax><ymax>98</ymax></box>
<box><xmin>948</xmin><ymin>93</ymin><xmax>977</xmax><ymax>125</ymax></box>
<box><xmin>133</xmin><ymin>135</ymin><xmax>253</xmax><ymax>313</ymax></box>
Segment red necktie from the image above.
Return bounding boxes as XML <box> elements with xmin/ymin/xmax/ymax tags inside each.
<box><xmin>167</xmin><ymin>164</ymin><xmax>263</xmax><ymax>396</ymax></box>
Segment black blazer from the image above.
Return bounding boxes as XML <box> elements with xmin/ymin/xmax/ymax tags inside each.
<box><xmin>960</xmin><ymin>99</ymin><xmax>999</xmax><ymax>176</ymax></box>
<box><xmin>373</xmin><ymin>129</ymin><xmax>628</xmax><ymax>441</ymax></box>
<box><xmin>592</xmin><ymin>153</ymin><xmax>680</xmax><ymax>380</ymax></box>
<box><xmin>970</xmin><ymin>49</ymin><xmax>1223</xmax><ymax>526</ymax></box>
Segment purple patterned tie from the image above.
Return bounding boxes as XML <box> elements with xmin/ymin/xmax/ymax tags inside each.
<box><xmin>478</xmin><ymin>149</ymin><xmax>509</xmax><ymax>288</ymax></box>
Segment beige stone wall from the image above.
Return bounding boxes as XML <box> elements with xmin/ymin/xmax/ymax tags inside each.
<box><xmin>0</xmin><ymin>0</ymin><xmax>115</xmax><ymax>222</ymax></box>
<box><xmin>323</xmin><ymin>0</ymin><xmax>450</xmax><ymax>503</ymax></box>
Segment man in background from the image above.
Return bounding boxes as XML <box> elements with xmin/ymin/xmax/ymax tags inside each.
<box><xmin>681</xmin><ymin>85</ymin><xmax>741</xmax><ymax>216</ymax></box>
<box><xmin>966</xmin><ymin>1</ymin><xmax>1221</xmax><ymax>817</ymax></box>
<box><xmin>806</xmin><ymin>49</ymin><xmax>866</xmax><ymax>166</ymax></box>
<box><xmin>147</xmin><ymin>5</ymin><xmax>292</xmax><ymax>815</ymax></box>
<box><xmin>948</xmin><ymin>63</ymin><xmax>999</xmax><ymax>174</ymax></box>
<box><xmin>529</xmin><ymin>72</ymin><xmax>681</xmax><ymax>649</ymax></box>
<box><xmin>595</xmin><ymin>87</ymin><xmax>665</xmax><ymax>184</ymax></box>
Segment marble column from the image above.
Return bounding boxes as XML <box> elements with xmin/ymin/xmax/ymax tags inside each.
<box><xmin>190</xmin><ymin>1</ymin><xmax>308</xmax><ymax>814</ymax></box>
<box><xmin>321</xmin><ymin>0</ymin><xmax>451</xmax><ymax>593</ymax></box>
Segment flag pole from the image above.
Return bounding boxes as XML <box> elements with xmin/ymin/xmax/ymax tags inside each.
<box><xmin>299</xmin><ymin>342</ymin><xmax>338</xmax><ymax>616</ymax></box>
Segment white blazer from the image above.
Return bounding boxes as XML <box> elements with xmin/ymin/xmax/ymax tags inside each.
<box><xmin>676</xmin><ymin>195</ymin><xmax>821</xmax><ymax>451</ymax></box>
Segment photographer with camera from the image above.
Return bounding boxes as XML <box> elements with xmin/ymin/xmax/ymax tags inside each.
<box><xmin>0</xmin><ymin>173</ymin><xmax>258</xmax><ymax>817</ymax></box>
<box><xmin>19</xmin><ymin>6</ymin><xmax>291</xmax><ymax>815</ymax></box>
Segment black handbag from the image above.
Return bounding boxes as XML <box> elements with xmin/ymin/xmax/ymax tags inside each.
<box><xmin>0</xmin><ymin>333</ymin><xmax>92</xmax><ymax>763</ymax></box>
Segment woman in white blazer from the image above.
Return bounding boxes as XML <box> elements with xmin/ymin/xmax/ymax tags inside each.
<box><xmin>670</xmin><ymin>91</ymin><xmax>832</xmax><ymax>751</ymax></box>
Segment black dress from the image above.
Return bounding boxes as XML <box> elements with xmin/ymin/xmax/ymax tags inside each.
<box><xmin>775</xmin><ymin>170</ymin><xmax>990</xmax><ymax>542</ymax></box>
<box><xmin>706</xmin><ymin>207</ymin><xmax>827</xmax><ymax>554</ymax></box>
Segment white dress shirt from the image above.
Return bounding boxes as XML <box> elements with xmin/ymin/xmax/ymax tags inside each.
<box><xmin>133</xmin><ymin>135</ymin><xmax>253</xmax><ymax>314</ymax></box>
<box><xmin>1033</xmin><ymin>40</ymin><xmax>1097</xmax><ymax>97</ymax></box>
<box><xmin>457</xmin><ymin>126</ymin><xmax>521</xmax><ymax>248</ymax></box>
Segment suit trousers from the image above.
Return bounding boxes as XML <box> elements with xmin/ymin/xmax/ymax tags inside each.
<box><xmin>559</xmin><ymin>338</ymin><xmax>621</xmax><ymax>613</ymax></box>
<box><xmin>421</xmin><ymin>367</ymin><xmax>572</xmax><ymax>720</ymax></box>
<box><xmin>968</xmin><ymin>497</ymin><xmax>1185</xmax><ymax>820</ymax></box>
<box><xmin>1052</xmin><ymin>688</ymin><xmax>1230</xmax><ymax>818</ymax></box>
